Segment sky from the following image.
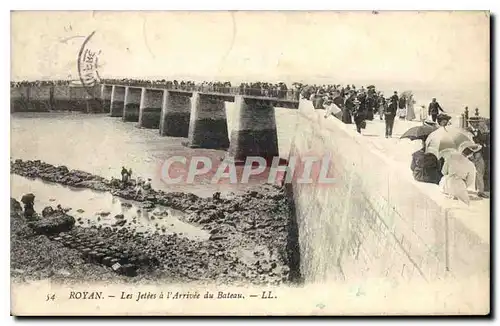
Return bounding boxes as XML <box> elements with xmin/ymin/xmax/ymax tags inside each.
<box><xmin>11</xmin><ymin>11</ymin><xmax>490</xmax><ymax>90</ymax></box>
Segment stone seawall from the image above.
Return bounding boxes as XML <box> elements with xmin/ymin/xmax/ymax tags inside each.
<box><xmin>289</xmin><ymin>99</ymin><xmax>489</xmax><ymax>286</ymax></box>
<box><xmin>10</xmin><ymin>85</ymin><xmax>102</xmax><ymax>112</ymax></box>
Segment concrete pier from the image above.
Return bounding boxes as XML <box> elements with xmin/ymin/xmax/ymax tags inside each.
<box><xmin>101</xmin><ymin>85</ymin><xmax>112</xmax><ymax>113</ymax></box>
<box><xmin>187</xmin><ymin>92</ymin><xmax>229</xmax><ymax>149</ymax></box>
<box><xmin>10</xmin><ymin>86</ymin><xmax>29</xmax><ymax>112</ymax></box>
<box><xmin>110</xmin><ymin>85</ymin><xmax>125</xmax><ymax>117</ymax></box>
<box><xmin>123</xmin><ymin>87</ymin><xmax>141</xmax><ymax>122</ymax></box>
<box><xmin>69</xmin><ymin>86</ymin><xmax>101</xmax><ymax>112</ymax></box>
<box><xmin>159</xmin><ymin>91</ymin><xmax>192</xmax><ymax>137</ymax></box>
<box><xmin>291</xmin><ymin>98</ymin><xmax>489</xmax><ymax>286</ymax></box>
<box><xmin>228</xmin><ymin>96</ymin><xmax>279</xmax><ymax>163</ymax></box>
<box><xmin>139</xmin><ymin>88</ymin><xmax>162</xmax><ymax>129</ymax></box>
<box><xmin>53</xmin><ymin>85</ymin><xmax>71</xmax><ymax>110</ymax></box>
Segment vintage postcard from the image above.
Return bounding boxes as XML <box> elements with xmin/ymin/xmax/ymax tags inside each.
<box><xmin>10</xmin><ymin>11</ymin><xmax>490</xmax><ymax>316</ymax></box>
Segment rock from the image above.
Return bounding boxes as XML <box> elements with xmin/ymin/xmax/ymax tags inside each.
<box><xmin>76</xmin><ymin>209</ymin><xmax>85</xmax><ymax>213</ymax></box>
<box><xmin>114</xmin><ymin>214</ymin><xmax>124</xmax><ymax>219</ymax></box>
<box><xmin>121</xmin><ymin>202</ymin><xmax>133</xmax><ymax>208</ymax></box>
<box><xmin>98</xmin><ymin>211</ymin><xmax>110</xmax><ymax>217</ymax></box>
<box><xmin>41</xmin><ymin>206</ymin><xmax>55</xmax><ymax>218</ymax></box>
<box><xmin>28</xmin><ymin>212</ymin><xmax>76</xmax><ymax>234</ymax></box>
<box><xmin>10</xmin><ymin>198</ymin><xmax>22</xmax><ymax>212</ymax></box>
<box><xmin>49</xmin><ymin>198</ymin><xmax>56</xmax><ymax>202</ymax></box>
<box><xmin>142</xmin><ymin>201</ymin><xmax>155</xmax><ymax>209</ymax></box>
<box><xmin>57</xmin><ymin>165</ymin><xmax>69</xmax><ymax>174</ymax></box>
<box><xmin>209</xmin><ymin>234</ymin><xmax>227</xmax><ymax>241</ymax></box>
<box><xmin>210</xmin><ymin>228</ymin><xmax>221</xmax><ymax>235</ymax></box>
<box><xmin>113</xmin><ymin>219</ymin><xmax>127</xmax><ymax>227</ymax></box>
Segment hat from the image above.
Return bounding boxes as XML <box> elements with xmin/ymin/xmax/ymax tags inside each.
<box><xmin>458</xmin><ymin>141</ymin><xmax>482</xmax><ymax>154</ymax></box>
<box><xmin>436</xmin><ymin>113</ymin><xmax>451</xmax><ymax>122</ymax></box>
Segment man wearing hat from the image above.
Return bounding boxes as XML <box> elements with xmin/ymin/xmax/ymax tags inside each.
<box><xmin>342</xmin><ymin>92</ymin><xmax>355</xmax><ymax>124</ymax></box>
<box><xmin>385</xmin><ymin>94</ymin><xmax>398</xmax><ymax>138</ymax></box>
<box><xmin>428</xmin><ymin>98</ymin><xmax>445</xmax><ymax>122</ymax></box>
<box><xmin>352</xmin><ymin>98</ymin><xmax>366</xmax><ymax>134</ymax></box>
<box><xmin>467</xmin><ymin>117</ymin><xmax>490</xmax><ymax>193</ymax></box>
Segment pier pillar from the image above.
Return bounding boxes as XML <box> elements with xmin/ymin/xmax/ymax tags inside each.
<box><xmin>186</xmin><ymin>93</ymin><xmax>229</xmax><ymax>149</ymax></box>
<box><xmin>123</xmin><ymin>87</ymin><xmax>141</xmax><ymax>122</ymax></box>
<box><xmin>110</xmin><ymin>85</ymin><xmax>125</xmax><ymax>117</ymax></box>
<box><xmin>101</xmin><ymin>85</ymin><xmax>112</xmax><ymax>113</ymax></box>
<box><xmin>139</xmin><ymin>88</ymin><xmax>162</xmax><ymax>129</ymax></box>
<box><xmin>228</xmin><ymin>96</ymin><xmax>279</xmax><ymax>164</ymax></box>
<box><xmin>159</xmin><ymin>91</ymin><xmax>191</xmax><ymax>137</ymax></box>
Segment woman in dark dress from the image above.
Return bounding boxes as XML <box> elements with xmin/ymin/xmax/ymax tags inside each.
<box><xmin>352</xmin><ymin>98</ymin><xmax>366</xmax><ymax>134</ymax></box>
<box><xmin>343</xmin><ymin>93</ymin><xmax>354</xmax><ymax>124</ymax></box>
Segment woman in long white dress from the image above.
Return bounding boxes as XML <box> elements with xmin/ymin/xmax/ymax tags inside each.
<box><xmin>406</xmin><ymin>95</ymin><xmax>416</xmax><ymax>121</ymax></box>
<box><xmin>439</xmin><ymin>144</ymin><xmax>479</xmax><ymax>205</ymax></box>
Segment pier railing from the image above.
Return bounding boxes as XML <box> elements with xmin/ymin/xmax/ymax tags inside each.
<box><xmin>105</xmin><ymin>82</ymin><xmax>301</xmax><ymax>102</ymax></box>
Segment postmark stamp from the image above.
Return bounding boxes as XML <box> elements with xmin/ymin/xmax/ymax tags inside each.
<box><xmin>77</xmin><ymin>31</ymin><xmax>101</xmax><ymax>97</ymax></box>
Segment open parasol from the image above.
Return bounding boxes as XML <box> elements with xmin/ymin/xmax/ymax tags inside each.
<box><xmin>425</xmin><ymin>126</ymin><xmax>475</xmax><ymax>158</ymax></box>
<box><xmin>400</xmin><ymin>125</ymin><xmax>437</xmax><ymax>141</ymax></box>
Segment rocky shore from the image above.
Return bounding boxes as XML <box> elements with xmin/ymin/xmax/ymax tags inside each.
<box><xmin>10</xmin><ymin>159</ymin><xmax>300</xmax><ymax>285</ymax></box>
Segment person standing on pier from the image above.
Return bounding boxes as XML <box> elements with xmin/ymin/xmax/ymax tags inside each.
<box><xmin>353</xmin><ymin>98</ymin><xmax>366</xmax><ymax>134</ymax></box>
<box><xmin>121</xmin><ymin>166</ymin><xmax>129</xmax><ymax>184</ymax></box>
<box><xmin>343</xmin><ymin>92</ymin><xmax>355</xmax><ymax>124</ymax></box>
<box><xmin>467</xmin><ymin>118</ymin><xmax>490</xmax><ymax>195</ymax></box>
<box><xmin>428</xmin><ymin>98</ymin><xmax>445</xmax><ymax>122</ymax></box>
<box><xmin>377</xmin><ymin>92</ymin><xmax>385</xmax><ymax>120</ymax></box>
<box><xmin>385</xmin><ymin>95</ymin><xmax>398</xmax><ymax>138</ymax></box>
<box><xmin>406</xmin><ymin>94</ymin><xmax>416</xmax><ymax>121</ymax></box>
<box><xmin>398</xmin><ymin>95</ymin><xmax>407</xmax><ymax>119</ymax></box>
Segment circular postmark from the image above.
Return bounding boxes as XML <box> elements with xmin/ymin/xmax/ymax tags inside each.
<box><xmin>77</xmin><ymin>31</ymin><xmax>102</xmax><ymax>98</ymax></box>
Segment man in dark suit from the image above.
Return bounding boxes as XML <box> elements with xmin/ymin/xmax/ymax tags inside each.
<box><xmin>385</xmin><ymin>95</ymin><xmax>398</xmax><ymax>138</ymax></box>
<box><xmin>428</xmin><ymin>98</ymin><xmax>444</xmax><ymax>122</ymax></box>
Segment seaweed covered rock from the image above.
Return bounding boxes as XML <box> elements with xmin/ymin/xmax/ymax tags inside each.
<box><xmin>28</xmin><ymin>212</ymin><xmax>76</xmax><ymax>234</ymax></box>
<box><xmin>42</xmin><ymin>206</ymin><xmax>55</xmax><ymax>218</ymax></box>
<box><xmin>10</xmin><ymin>198</ymin><xmax>22</xmax><ymax>212</ymax></box>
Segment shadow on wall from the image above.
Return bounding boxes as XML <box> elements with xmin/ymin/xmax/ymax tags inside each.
<box><xmin>284</xmin><ymin>181</ymin><xmax>303</xmax><ymax>284</ymax></box>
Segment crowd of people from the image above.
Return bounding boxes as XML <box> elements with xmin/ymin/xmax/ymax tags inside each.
<box><xmin>302</xmin><ymin>83</ymin><xmax>490</xmax><ymax>203</ymax></box>
<box><xmin>302</xmin><ymin>84</ymin><xmax>418</xmax><ymax>136</ymax></box>
<box><xmin>11</xmin><ymin>80</ymin><xmax>72</xmax><ymax>87</ymax></box>
<box><xmin>408</xmin><ymin>114</ymin><xmax>490</xmax><ymax>203</ymax></box>
<box><xmin>103</xmin><ymin>78</ymin><xmax>300</xmax><ymax>100</ymax></box>
<box><xmin>11</xmin><ymin>78</ymin><xmax>489</xmax><ymax>204</ymax></box>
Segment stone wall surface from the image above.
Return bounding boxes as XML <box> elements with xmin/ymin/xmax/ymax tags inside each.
<box><xmin>10</xmin><ymin>85</ymin><xmax>101</xmax><ymax>112</ymax></box>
